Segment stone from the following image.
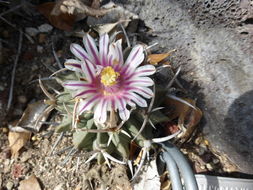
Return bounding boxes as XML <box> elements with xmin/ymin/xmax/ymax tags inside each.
<box><xmin>6</xmin><ymin>181</ymin><xmax>14</xmax><ymax>190</ymax></box>
<box><xmin>38</xmin><ymin>24</ymin><xmax>53</xmax><ymax>33</ymax></box>
<box><xmin>25</xmin><ymin>27</ymin><xmax>39</xmax><ymax>37</ymax></box>
<box><xmin>118</xmin><ymin>0</ymin><xmax>253</xmax><ymax>174</ymax></box>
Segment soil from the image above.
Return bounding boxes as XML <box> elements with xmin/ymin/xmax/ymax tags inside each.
<box><xmin>0</xmin><ymin>1</ymin><xmax>248</xmax><ymax>190</ymax></box>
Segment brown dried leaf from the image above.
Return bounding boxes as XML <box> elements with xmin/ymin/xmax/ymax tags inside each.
<box><xmin>37</xmin><ymin>2</ymin><xmax>76</xmax><ymax>31</ymax></box>
<box><xmin>15</xmin><ymin>101</ymin><xmax>50</xmax><ymax>132</ymax></box>
<box><xmin>147</xmin><ymin>50</ymin><xmax>176</xmax><ymax>65</ymax></box>
<box><xmin>19</xmin><ymin>175</ymin><xmax>41</xmax><ymax>190</ymax></box>
<box><xmin>165</xmin><ymin>97</ymin><xmax>202</xmax><ymax>142</ymax></box>
<box><xmin>8</xmin><ymin>131</ymin><xmax>31</xmax><ymax>157</ymax></box>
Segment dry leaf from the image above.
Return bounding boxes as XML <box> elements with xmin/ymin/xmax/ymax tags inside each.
<box><xmin>147</xmin><ymin>50</ymin><xmax>176</xmax><ymax>65</ymax></box>
<box><xmin>165</xmin><ymin>97</ymin><xmax>202</xmax><ymax>142</ymax></box>
<box><xmin>160</xmin><ymin>171</ymin><xmax>171</xmax><ymax>190</ymax></box>
<box><xmin>19</xmin><ymin>175</ymin><xmax>41</xmax><ymax>190</ymax></box>
<box><xmin>12</xmin><ymin>101</ymin><xmax>50</xmax><ymax>133</ymax></box>
<box><xmin>8</xmin><ymin>131</ymin><xmax>31</xmax><ymax>157</ymax></box>
<box><xmin>38</xmin><ymin>2</ymin><xmax>75</xmax><ymax>31</ymax></box>
<box><xmin>134</xmin><ymin>149</ymin><xmax>144</xmax><ymax>166</ymax></box>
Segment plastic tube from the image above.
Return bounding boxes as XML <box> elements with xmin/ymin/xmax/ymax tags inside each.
<box><xmin>160</xmin><ymin>142</ymin><xmax>198</xmax><ymax>190</ymax></box>
<box><xmin>160</xmin><ymin>152</ymin><xmax>183</xmax><ymax>190</ymax></box>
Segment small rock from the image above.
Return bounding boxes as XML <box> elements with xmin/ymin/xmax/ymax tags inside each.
<box><xmin>20</xmin><ymin>151</ymin><xmax>32</xmax><ymax>162</ymax></box>
<box><xmin>213</xmin><ymin>158</ymin><xmax>220</xmax><ymax>164</ymax></box>
<box><xmin>206</xmin><ymin>163</ymin><xmax>214</xmax><ymax>171</ymax></box>
<box><xmin>6</xmin><ymin>181</ymin><xmax>14</xmax><ymax>190</ymax></box>
<box><xmin>25</xmin><ymin>27</ymin><xmax>39</xmax><ymax>37</ymax></box>
<box><xmin>38</xmin><ymin>24</ymin><xmax>53</xmax><ymax>33</ymax></box>
<box><xmin>37</xmin><ymin>45</ymin><xmax>43</xmax><ymax>53</ymax></box>
<box><xmin>18</xmin><ymin>96</ymin><xmax>27</xmax><ymax>104</ymax></box>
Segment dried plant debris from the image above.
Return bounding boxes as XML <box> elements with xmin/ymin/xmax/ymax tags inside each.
<box><xmin>38</xmin><ymin>0</ymin><xmax>114</xmax><ymax>31</ymax></box>
<box><xmin>147</xmin><ymin>50</ymin><xmax>176</xmax><ymax>65</ymax></box>
<box><xmin>8</xmin><ymin>131</ymin><xmax>31</xmax><ymax>158</ymax></box>
<box><xmin>9</xmin><ymin>101</ymin><xmax>51</xmax><ymax>133</ymax></box>
<box><xmin>165</xmin><ymin>96</ymin><xmax>202</xmax><ymax>143</ymax></box>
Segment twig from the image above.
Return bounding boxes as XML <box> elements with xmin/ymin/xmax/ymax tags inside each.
<box><xmin>0</xmin><ymin>15</ymin><xmax>34</xmax><ymax>43</ymax></box>
<box><xmin>50</xmin><ymin>132</ymin><xmax>65</xmax><ymax>155</ymax></box>
<box><xmin>120</xmin><ymin>23</ymin><xmax>131</xmax><ymax>48</ymax></box>
<box><xmin>166</xmin><ymin>66</ymin><xmax>181</xmax><ymax>89</ymax></box>
<box><xmin>7</xmin><ymin>32</ymin><xmax>23</xmax><ymax>111</ymax></box>
<box><xmin>52</xmin><ymin>39</ymin><xmax>63</xmax><ymax>69</ymax></box>
<box><xmin>0</xmin><ymin>4</ymin><xmax>23</xmax><ymax>17</ymax></box>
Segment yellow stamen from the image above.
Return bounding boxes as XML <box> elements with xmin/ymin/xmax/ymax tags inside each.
<box><xmin>101</xmin><ymin>66</ymin><xmax>120</xmax><ymax>86</ymax></box>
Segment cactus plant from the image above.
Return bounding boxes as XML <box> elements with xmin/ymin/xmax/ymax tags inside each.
<box><xmin>40</xmin><ymin>32</ymin><xmax>179</xmax><ymax>178</ymax></box>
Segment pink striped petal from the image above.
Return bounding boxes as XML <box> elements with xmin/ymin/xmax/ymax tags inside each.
<box><xmin>70</xmin><ymin>43</ymin><xmax>90</xmax><ymax>61</ymax></box>
<box><xmin>81</xmin><ymin>60</ymin><xmax>96</xmax><ymax>82</ymax></box>
<box><xmin>94</xmin><ymin>99</ymin><xmax>108</xmax><ymax>123</ymax></box>
<box><xmin>125</xmin><ymin>77</ymin><xmax>154</xmax><ymax>87</ymax></box>
<box><xmin>127</xmin><ymin>100</ymin><xmax>136</xmax><ymax>107</ymax></box>
<box><xmin>99</xmin><ymin>34</ymin><xmax>109</xmax><ymax>66</ymax></box>
<box><xmin>83</xmin><ymin>34</ymin><xmax>100</xmax><ymax>65</ymax></box>
<box><xmin>130</xmin><ymin>87</ymin><xmax>153</xmax><ymax>99</ymax></box>
<box><xmin>64</xmin><ymin>59</ymin><xmax>82</xmax><ymax>72</ymax></box>
<box><xmin>125</xmin><ymin>45</ymin><xmax>144</xmax><ymax>69</ymax></box>
<box><xmin>128</xmin><ymin>92</ymin><xmax>147</xmax><ymax>107</ymax></box>
<box><xmin>135</xmin><ymin>65</ymin><xmax>156</xmax><ymax>77</ymax></box>
<box><xmin>63</xmin><ymin>81</ymin><xmax>91</xmax><ymax>89</ymax></box>
<box><xmin>115</xmin><ymin>98</ymin><xmax>130</xmax><ymax>121</ymax></box>
<box><xmin>75</xmin><ymin>89</ymin><xmax>97</xmax><ymax>98</ymax></box>
<box><xmin>78</xmin><ymin>95</ymin><xmax>100</xmax><ymax>114</ymax></box>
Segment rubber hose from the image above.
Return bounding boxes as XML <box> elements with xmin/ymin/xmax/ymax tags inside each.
<box><xmin>160</xmin><ymin>152</ymin><xmax>183</xmax><ymax>190</ymax></box>
<box><xmin>160</xmin><ymin>142</ymin><xmax>198</xmax><ymax>190</ymax></box>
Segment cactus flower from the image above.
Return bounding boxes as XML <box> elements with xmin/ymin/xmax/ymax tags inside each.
<box><xmin>63</xmin><ymin>33</ymin><xmax>156</xmax><ymax>123</ymax></box>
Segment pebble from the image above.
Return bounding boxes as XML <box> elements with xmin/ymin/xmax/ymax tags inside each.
<box><xmin>20</xmin><ymin>151</ymin><xmax>32</xmax><ymax>163</ymax></box>
<box><xmin>25</xmin><ymin>27</ymin><xmax>39</xmax><ymax>37</ymax></box>
<box><xmin>213</xmin><ymin>158</ymin><xmax>220</xmax><ymax>164</ymax></box>
<box><xmin>18</xmin><ymin>95</ymin><xmax>27</xmax><ymax>104</ymax></box>
<box><xmin>6</xmin><ymin>181</ymin><xmax>13</xmax><ymax>190</ymax></box>
<box><xmin>37</xmin><ymin>45</ymin><xmax>43</xmax><ymax>53</ymax></box>
<box><xmin>206</xmin><ymin>163</ymin><xmax>213</xmax><ymax>171</ymax></box>
<box><xmin>38</xmin><ymin>24</ymin><xmax>53</xmax><ymax>33</ymax></box>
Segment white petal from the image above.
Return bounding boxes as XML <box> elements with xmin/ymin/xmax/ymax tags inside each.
<box><xmin>83</xmin><ymin>34</ymin><xmax>100</xmax><ymax>65</ymax></box>
<box><xmin>126</xmin><ymin>77</ymin><xmax>154</xmax><ymax>87</ymax></box>
<box><xmin>77</xmin><ymin>95</ymin><xmax>100</xmax><ymax>114</ymax></box>
<box><xmin>94</xmin><ymin>99</ymin><xmax>108</xmax><ymax>123</ymax></box>
<box><xmin>135</xmin><ymin>65</ymin><xmax>156</xmax><ymax>77</ymax></box>
<box><xmin>125</xmin><ymin>45</ymin><xmax>144</xmax><ymax>69</ymax></box>
<box><xmin>70</xmin><ymin>43</ymin><xmax>90</xmax><ymax>61</ymax></box>
<box><xmin>64</xmin><ymin>59</ymin><xmax>82</xmax><ymax>72</ymax></box>
<box><xmin>81</xmin><ymin>59</ymin><xmax>96</xmax><ymax>82</ymax></box>
<box><xmin>99</xmin><ymin>33</ymin><xmax>109</xmax><ymax>66</ymax></box>
<box><xmin>131</xmin><ymin>87</ymin><xmax>153</xmax><ymax>99</ymax></box>
<box><xmin>63</xmin><ymin>81</ymin><xmax>90</xmax><ymax>90</ymax></box>
<box><xmin>115</xmin><ymin>98</ymin><xmax>130</xmax><ymax>121</ymax></box>
<box><xmin>128</xmin><ymin>92</ymin><xmax>147</xmax><ymax>107</ymax></box>
<box><xmin>108</xmin><ymin>39</ymin><xmax>123</xmax><ymax>65</ymax></box>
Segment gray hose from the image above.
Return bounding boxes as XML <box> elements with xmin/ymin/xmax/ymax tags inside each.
<box><xmin>160</xmin><ymin>142</ymin><xmax>198</xmax><ymax>190</ymax></box>
<box><xmin>160</xmin><ymin>152</ymin><xmax>183</xmax><ymax>190</ymax></box>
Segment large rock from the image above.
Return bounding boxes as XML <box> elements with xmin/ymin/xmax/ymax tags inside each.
<box><xmin>119</xmin><ymin>0</ymin><xmax>253</xmax><ymax>173</ymax></box>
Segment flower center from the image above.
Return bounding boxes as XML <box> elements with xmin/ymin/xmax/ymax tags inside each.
<box><xmin>100</xmin><ymin>66</ymin><xmax>120</xmax><ymax>86</ymax></box>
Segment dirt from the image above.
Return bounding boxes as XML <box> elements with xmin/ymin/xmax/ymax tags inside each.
<box><xmin>0</xmin><ymin>1</ymin><xmax>248</xmax><ymax>190</ymax></box>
